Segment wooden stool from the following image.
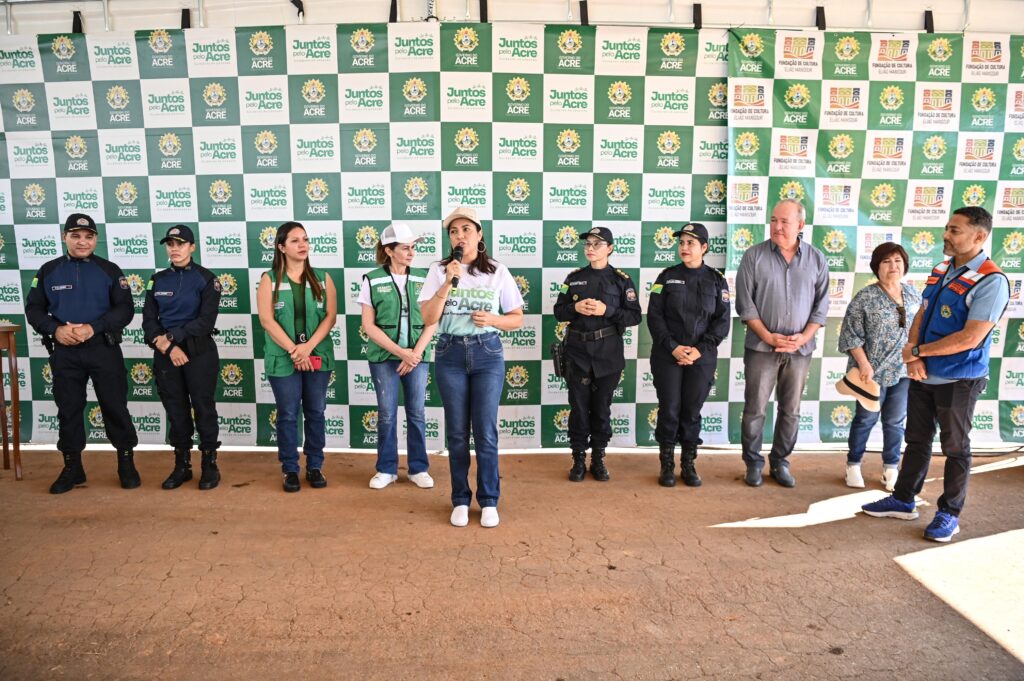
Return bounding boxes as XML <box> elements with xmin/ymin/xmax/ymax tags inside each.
<box><xmin>0</xmin><ymin>324</ymin><xmax>23</xmax><ymax>481</ymax></box>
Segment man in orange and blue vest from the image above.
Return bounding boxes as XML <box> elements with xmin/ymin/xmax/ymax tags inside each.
<box><xmin>862</xmin><ymin>207</ymin><xmax>1009</xmax><ymax>542</ymax></box>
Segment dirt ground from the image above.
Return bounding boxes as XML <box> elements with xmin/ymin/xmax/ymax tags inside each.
<box><xmin>1</xmin><ymin>450</ymin><xmax>1022</xmax><ymax>681</ymax></box>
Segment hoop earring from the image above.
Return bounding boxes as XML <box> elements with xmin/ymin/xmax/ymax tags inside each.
<box><xmin>477</xmin><ymin>242</ymin><xmax>486</xmax><ymax>253</ymax></box>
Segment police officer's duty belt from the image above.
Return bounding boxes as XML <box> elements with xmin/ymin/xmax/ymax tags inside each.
<box><xmin>566</xmin><ymin>326</ymin><xmax>618</xmax><ymax>342</ymax></box>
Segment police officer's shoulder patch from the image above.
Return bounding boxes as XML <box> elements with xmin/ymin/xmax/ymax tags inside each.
<box><xmin>118</xmin><ymin>277</ymin><xmax>129</xmax><ymax>290</ymax></box>
<box><xmin>559</xmin><ymin>283</ymin><xmax>569</xmax><ymax>294</ymax></box>
<box><xmin>30</xmin><ymin>277</ymin><xmax>38</xmax><ymax>288</ymax></box>
<box><xmin>650</xmin><ymin>283</ymin><xmax>663</xmax><ymax>295</ymax></box>
<box><xmin>626</xmin><ymin>288</ymin><xmax>637</xmax><ymax>302</ymax></box>
<box><xmin>146</xmin><ymin>278</ymin><xmax>154</xmax><ymax>290</ymax></box>
<box><xmin>213</xmin><ymin>278</ymin><xmax>222</xmax><ymax>292</ymax></box>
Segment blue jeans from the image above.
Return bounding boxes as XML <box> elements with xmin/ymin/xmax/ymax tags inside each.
<box><xmin>268</xmin><ymin>369</ymin><xmax>331</xmax><ymax>473</ymax></box>
<box><xmin>369</xmin><ymin>360</ymin><xmax>430</xmax><ymax>475</ymax></box>
<box><xmin>434</xmin><ymin>333</ymin><xmax>504</xmax><ymax>509</ymax></box>
<box><xmin>847</xmin><ymin>377</ymin><xmax>909</xmax><ymax>466</ymax></box>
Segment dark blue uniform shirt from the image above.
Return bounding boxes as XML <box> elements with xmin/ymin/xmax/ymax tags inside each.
<box><xmin>647</xmin><ymin>262</ymin><xmax>730</xmax><ymax>361</ymax></box>
<box><xmin>553</xmin><ymin>265</ymin><xmax>642</xmax><ymax>377</ymax></box>
<box><xmin>141</xmin><ymin>262</ymin><xmax>220</xmax><ymax>346</ymax></box>
<box><xmin>25</xmin><ymin>254</ymin><xmax>134</xmax><ymax>337</ymax></box>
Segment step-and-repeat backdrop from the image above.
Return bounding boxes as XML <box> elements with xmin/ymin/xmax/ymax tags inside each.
<box><xmin>724</xmin><ymin>30</ymin><xmax>1024</xmax><ymax>445</ymax></box>
<box><xmin>0</xmin><ymin>23</ymin><xmax>1022</xmax><ymax>448</ymax></box>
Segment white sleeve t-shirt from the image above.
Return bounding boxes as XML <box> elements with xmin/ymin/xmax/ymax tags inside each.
<box><xmin>417</xmin><ymin>260</ymin><xmax>524</xmax><ymax>336</ymax></box>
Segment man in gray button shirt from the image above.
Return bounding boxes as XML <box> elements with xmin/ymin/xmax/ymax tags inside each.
<box><xmin>734</xmin><ymin>199</ymin><xmax>830</xmax><ymax>488</ymax></box>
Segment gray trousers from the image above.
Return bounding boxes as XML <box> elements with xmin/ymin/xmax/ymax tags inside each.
<box><xmin>740</xmin><ymin>348</ymin><xmax>813</xmax><ymax>466</ymax></box>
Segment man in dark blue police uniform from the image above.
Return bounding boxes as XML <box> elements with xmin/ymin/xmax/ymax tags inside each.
<box><xmin>142</xmin><ymin>225</ymin><xmax>223</xmax><ymax>491</ymax></box>
<box><xmin>553</xmin><ymin>226</ymin><xmax>642</xmax><ymax>481</ymax></box>
<box><xmin>25</xmin><ymin>213</ymin><xmax>139</xmax><ymax>494</ymax></box>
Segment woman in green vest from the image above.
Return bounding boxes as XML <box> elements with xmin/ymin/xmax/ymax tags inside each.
<box><xmin>256</xmin><ymin>221</ymin><xmax>337</xmax><ymax>493</ymax></box>
<box><xmin>358</xmin><ymin>223</ymin><xmax>438</xmax><ymax>490</ymax></box>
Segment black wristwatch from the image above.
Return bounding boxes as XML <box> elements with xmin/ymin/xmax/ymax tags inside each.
<box><xmin>910</xmin><ymin>345</ymin><xmax>920</xmax><ymax>357</ymax></box>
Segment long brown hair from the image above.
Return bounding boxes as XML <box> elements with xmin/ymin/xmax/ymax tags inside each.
<box><xmin>375</xmin><ymin>242</ymin><xmax>393</xmax><ymax>266</ymax></box>
<box><xmin>439</xmin><ymin>222</ymin><xmax>496</xmax><ymax>276</ymax></box>
<box><xmin>272</xmin><ymin>221</ymin><xmax>324</xmax><ymax>303</ymax></box>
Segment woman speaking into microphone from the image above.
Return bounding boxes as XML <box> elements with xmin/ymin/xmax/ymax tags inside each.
<box><xmin>419</xmin><ymin>207</ymin><xmax>524</xmax><ymax>528</ymax></box>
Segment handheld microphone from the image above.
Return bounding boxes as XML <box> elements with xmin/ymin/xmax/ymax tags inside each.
<box><xmin>450</xmin><ymin>246</ymin><xmax>463</xmax><ymax>289</ymax></box>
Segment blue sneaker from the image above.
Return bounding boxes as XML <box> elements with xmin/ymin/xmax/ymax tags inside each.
<box><xmin>861</xmin><ymin>495</ymin><xmax>919</xmax><ymax>520</ymax></box>
<box><xmin>923</xmin><ymin>511</ymin><xmax>960</xmax><ymax>542</ymax></box>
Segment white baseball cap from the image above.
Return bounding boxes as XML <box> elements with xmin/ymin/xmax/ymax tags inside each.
<box><xmin>380</xmin><ymin>222</ymin><xmax>423</xmax><ymax>245</ymax></box>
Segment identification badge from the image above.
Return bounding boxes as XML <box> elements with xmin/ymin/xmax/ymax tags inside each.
<box><xmin>51</xmin><ymin>284</ymin><xmax>72</xmax><ymax>291</ymax></box>
<box><xmin>154</xmin><ymin>291</ymin><xmax>173</xmax><ymax>297</ymax></box>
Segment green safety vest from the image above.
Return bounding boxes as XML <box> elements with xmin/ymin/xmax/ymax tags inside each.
<box><xmin>363</xmin><ymin>266</ymin><xmax>431</xmax><ymax>363</ymax></box>
<box><xmin>262</xmin><ymin>268</ymin><xmax>336</xmax><ymax>377</ymax></box>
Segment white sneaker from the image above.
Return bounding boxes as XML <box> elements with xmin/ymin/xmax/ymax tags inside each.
<box><xmin>408</xmin><ymin>471</ymin><xmax>434</xmax><ymax>489</ymax></box>
<box><xmin>882</xmin><ymin>467</ymin><xmax>899</xmax><ymax>492</ymax></box>
<box><xmin>480</xmin><ymin>507</ymin><xmax>500</xmax><ymax>528</ymax></box>
<box><xmin>845</xmin><ymin>464</ymin><xmax>865</xmax><ymax>488</ymax></box>
<box><xmin>450</xmin><ymin>505</ymin><xmax>469</xmax><ymax>527</ymax></box>
<box><xmin>369</xmin><ymin>472</ymin><xmax>398</xmax><ymax>489</ymax></box>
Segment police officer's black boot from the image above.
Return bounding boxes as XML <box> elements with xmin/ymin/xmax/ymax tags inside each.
<box><xmin>117</xmin><ymin>449</ymin><xmax>141</xmax><ymax>489</ymax></box>
<box><xmin>161</xmin><ymin>448</ymin><xmax>192</xmax><ymax>490</ymax></box>
<box><xmin>589</xmin><ymin>448</ymin><xmax>610</xmax><ymax>482</ymax></box>
<box><xmin>199</xmin><ymin>450</ymin><xmax>221</xmax><ymax>490</ymax></box>
<box><xmin>49</xmin><ymin>451</ymin><xmax>86</xmax><ymax>494</ymax></box>
<box><xmin>658</xmin><ymin>444</ymin><xmax>676</xmax><ymax>487</ymax></box>
<box><xmin>568</xmin><ymin>450</ymin><xmax>587</xmax><ymax>482</ymax></box>
<box><xmin>679</xmin><ymin>443</ymin><xmax>703</xmax><ymax>487</ymax></box>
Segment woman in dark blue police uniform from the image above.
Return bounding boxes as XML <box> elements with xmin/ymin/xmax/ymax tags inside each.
<box><xmin>647</xmin><ymin>223</ymin><xmax>730</xmax><ymax>487</ymax></box>
<box><xmin>25</xmin><ymin>213</ymin><xmax>139</xmax><ymax>494</ymax></box>
<box><xmin>142</xmin><ymin>225</ymin><xmax>223</xmax><ymax>490</ymax></box>
<box><xmin>553</xmin><ymin>226</ymin><xmax>642</xmax><ymax>482</ymax></box>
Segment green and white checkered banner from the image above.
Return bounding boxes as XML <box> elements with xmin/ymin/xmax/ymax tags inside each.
<box><xmin>726</xmin><ymin>30</ymin><xmax>1024</xmax><ymax>444</ymax></box>
<box><xmin>0</xmin><ymin>23</ymin><xmax>732</xmax><ymax>449</ymax></box>
<box><xmin>4</xmin><ymin>24</ymin><xmax>1021</xmax><ymax>449</ymax></box>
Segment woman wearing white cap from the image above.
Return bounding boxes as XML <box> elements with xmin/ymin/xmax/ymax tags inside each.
<box><xmin>838</xmin><ymin>242</ymin><xmax>921</xmax><ymax>490</ymax></box>
<box><xmin>419</xmin><ymin>206</ymin><xmax>524</xmax><ymax>528</ymax></box>
<box><xmin>358</xmin><ymin>223</ymin><xmax>438</xmax><ymax>490</ymax></box>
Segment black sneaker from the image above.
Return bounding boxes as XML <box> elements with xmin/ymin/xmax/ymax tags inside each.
<box><xmin>283</xmin><ymin>472</ymin><xmax>301</xmax><ymax>493</ymax></box>
<box><xmin>306</xmin><ymin>469</ymin><xmax>327</xmax><ymax>489</ymax></box>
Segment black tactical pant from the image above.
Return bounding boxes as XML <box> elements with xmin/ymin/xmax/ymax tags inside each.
<box><xmin>565</xmin><ymin>361</ymin><xmax>619</xmax><ymax>452</ymax></box>
<box><xmin>894</xmin><ymin>378</ymin><xmax>986</xmax><ymax>517</ymax></box>
<box><xmin>651</xmin><ymin>350</ymin><xmax>716</xmax><ymax>447</ymax></box>
<box><xmin>154</xmin><ymin>344</ymin><xmax>221</xmax><ymax>451</ymax></box>
<box><xmin>51</xmin><ymin>341</ymin><xmax>138</xmax><ymax>455</ymax></box>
